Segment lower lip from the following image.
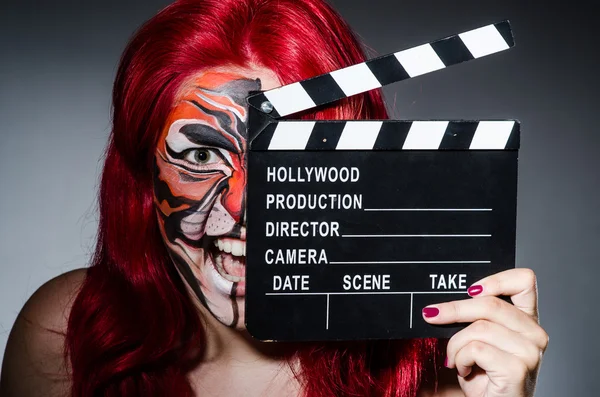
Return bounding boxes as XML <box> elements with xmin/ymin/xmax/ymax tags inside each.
<box><xmin>235</xmin><ymin>279</ymin><xmax>246</xmax><ymax>296</ymax></box>
<box><xmin>210</xmin><ymin>250</ymin><xmax>246</xmax><ymax>297</ymax></box>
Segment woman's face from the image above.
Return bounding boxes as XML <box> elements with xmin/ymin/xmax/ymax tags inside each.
<box><xmin>153</xmin><ymin>67</ymin><xmax>280</xmax><ymax>329</ymax></box>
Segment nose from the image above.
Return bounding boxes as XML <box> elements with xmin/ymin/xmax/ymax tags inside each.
<box><xmin>221</xmin><ymin>167</ymin><xmax>246</xmax><ymax>223</ymax></box>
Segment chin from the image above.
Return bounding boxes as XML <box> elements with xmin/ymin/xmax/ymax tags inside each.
<box><xmin>194</xmin><ymin>240</ymin><xmax>247</xmax><ymax>328</ymax></box>
<box><xmin>233</xmin><ymin>298</ymin><xmax>246</xmax><ymax>330</ymax></box>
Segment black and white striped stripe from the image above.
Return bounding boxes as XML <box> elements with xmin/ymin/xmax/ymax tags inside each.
<box><xmin>250</xmin><ymin>120</ymin><xmax>519</xmax><ymax>151</ymax></box>
<box><xmin>248</xmin><ymin>21</ymin><xmax>513</xmax><ymax>118</ymax></box>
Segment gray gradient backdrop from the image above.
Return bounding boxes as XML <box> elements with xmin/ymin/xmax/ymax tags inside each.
<box><xmin>0</xmin><ymin>0</ymin><xmax>597</xmax><ymax>395</ymax></box>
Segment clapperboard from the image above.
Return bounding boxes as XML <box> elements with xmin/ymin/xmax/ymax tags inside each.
<box><xmin>245</xmin><ymin>21</ymin><xmax>519</xmax><ymax>341</ymax></box>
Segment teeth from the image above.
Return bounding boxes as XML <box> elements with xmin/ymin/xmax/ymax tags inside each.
<box><xmin>214</xmin><ymin>255</ymin><xmax>243</xmax><ymax>282</ymax></box>
<box><xmin>232</xmin><ymin>241</ymin><xmax>243</xmax><ymax>256</ymax></box>
<box><xmin>214</xmin><ymin>238</ymin><xmax>246</xmax><ymax>257</ymax></box>
<box><xmin>223</xmin><ymin>241</ymin><xmax>232</xmax><ymax>253</ymax></box>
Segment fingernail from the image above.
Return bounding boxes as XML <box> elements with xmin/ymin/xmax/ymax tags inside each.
<box><xmin>444</xmin><ymin>356</ymin><xmax>449</xmax><ymax>367</ymax></box>
<box><xmin>422</xmin><ymin>307</ymin><xmax>440</xmax><ymax>318</ymax></box>
<box><xmin>468</xmin><ymin>285</ymin><xmax>483</xmax><ymax>296</ymax></box>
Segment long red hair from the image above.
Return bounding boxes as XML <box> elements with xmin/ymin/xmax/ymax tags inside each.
<box><xmin>66</xmin><ymin>0</ymin><xmax>445</xmax><ymax>395</ymax></box>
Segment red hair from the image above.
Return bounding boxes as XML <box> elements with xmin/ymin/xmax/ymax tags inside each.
<box><xmin>66</xmin><ymin>0</ymin><xmax>445</xmax><ymax>395</ymax></box>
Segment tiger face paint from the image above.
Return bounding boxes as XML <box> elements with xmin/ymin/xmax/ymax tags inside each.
<box><xmin>153</xmin><ymin>69</ymin><xmax>279</xmax><ymax>329</ymax></box>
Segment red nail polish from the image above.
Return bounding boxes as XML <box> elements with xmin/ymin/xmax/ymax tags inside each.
<box><xmin>444</xmin><ymin>357</ymin><xmax>449</xmax><ymax>367</ymax></box>
<box><xmin>422</xmin><ymin>307</ymin><xmax>440</xmax><ymax>318</ymax></box>
<box><xmin>468</xmin><ymin>285</ymin><xmax>483</xmax><ymax>296</ymax></box>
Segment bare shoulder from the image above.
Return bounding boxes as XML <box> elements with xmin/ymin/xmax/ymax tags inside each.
<box><xmin>0</xmin><ymin>268</ymin><xmax>87</xmax><ymax>397</ymax></box>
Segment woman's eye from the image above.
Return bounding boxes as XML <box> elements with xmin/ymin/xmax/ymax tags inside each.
<box><xmin>183</xmin><ymin>149</ymin><xmax>217</xmax><ymax>165</ymax></box>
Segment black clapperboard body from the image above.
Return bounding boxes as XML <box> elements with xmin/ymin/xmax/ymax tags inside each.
<box><xmin>245</xmin><ymin>21</ymin><xmax>519</xmax><ymax>341</ymax></box>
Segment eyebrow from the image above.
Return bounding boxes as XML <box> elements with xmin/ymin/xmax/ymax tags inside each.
<box><xmin>179</xmin><ymin>124</ymin><xmax>238</xmax><ymax>152</ymax></box>
<box><xmin>187</xmin><ymin>98</ymin><xmax>246</xmax><ymax>143</ymax></box>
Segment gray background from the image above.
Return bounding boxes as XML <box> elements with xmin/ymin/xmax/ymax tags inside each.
<box><xmin>0</xmin><ymin>0</ymin><xmax>597</xmax><ymax>395</ymax></box>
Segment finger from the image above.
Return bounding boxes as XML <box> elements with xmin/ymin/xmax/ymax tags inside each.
<box><xmin>423</xmin><ymin>297</ymin><xmax>549</xmax><ymax>350</ymax></box>
<box><xmin>446</xmin><ymin>320</ymin><xmax>542</xmax><ymax>371</ymax></box>
<box><xmin>454</xmin><ymin>340</ymin><xmax>528</xmax><ymax>381</ymax></box>
<box><xmin>468</xmin><ymin>268</ymin><xmax>539</xmax><ymax>319</ymax></box>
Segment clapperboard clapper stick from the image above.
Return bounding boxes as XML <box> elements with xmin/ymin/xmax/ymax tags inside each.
<box><xmin>245</xmin><ymin>21</ymin><xmax>519</xmax><ymax>341</ymax></box>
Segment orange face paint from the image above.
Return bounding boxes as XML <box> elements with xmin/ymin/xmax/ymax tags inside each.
<box><xmin>153</xmin><ymin>71</ymin><xmax>262</xmax><ymax>328</ymax></box>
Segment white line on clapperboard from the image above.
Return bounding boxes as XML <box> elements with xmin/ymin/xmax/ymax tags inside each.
<box><xmin>265</xmin><ymin>291</ymin><xmax>470</xmax><ymax>330</ymax></box>
<box><xmin>329</xmin><ymin>261</ymin><xmax>491</xmax><ymax>264</ymax></box>
<box><xmin>363</xmin><ymin>208</ymin><xmax>493</xmax><ymax>212</ymax></box>
<box><xmin>342</xmin><ymin>234</ymin><xmax>492</xmax><ymax>237</ymax></box>
<box><xmin>343</xmin><ymin>208</ymin><xmax>493</xmax><ymax>237</ymax></box>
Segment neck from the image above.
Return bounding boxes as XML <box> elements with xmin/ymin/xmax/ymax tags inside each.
<box><xmin>195</xmin><ymin>298</ymin><xmax>297</xmax><ymax>364</ymax></box>
<box><xmin>190</xmin><ymin>302</ymin><xmax>303</xmax><ymax>396</ymax></box>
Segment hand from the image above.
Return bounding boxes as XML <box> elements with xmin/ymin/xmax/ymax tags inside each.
<box><xmin>422</xmin><ymin>268</ymin><xmax>549</xmax><ymax>397</ymax></box>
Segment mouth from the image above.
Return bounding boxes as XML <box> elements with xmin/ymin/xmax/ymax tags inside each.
<box><xmin>210</xmin><ymin>237</ymin><xmax>246</xmax><ymax>284</ymax></box>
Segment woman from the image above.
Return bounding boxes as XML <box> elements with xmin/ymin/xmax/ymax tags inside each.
<box><xmin>0</xmin><ymin>0</ymin><xmax>548</xmax><ymax>396</ymax></box>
